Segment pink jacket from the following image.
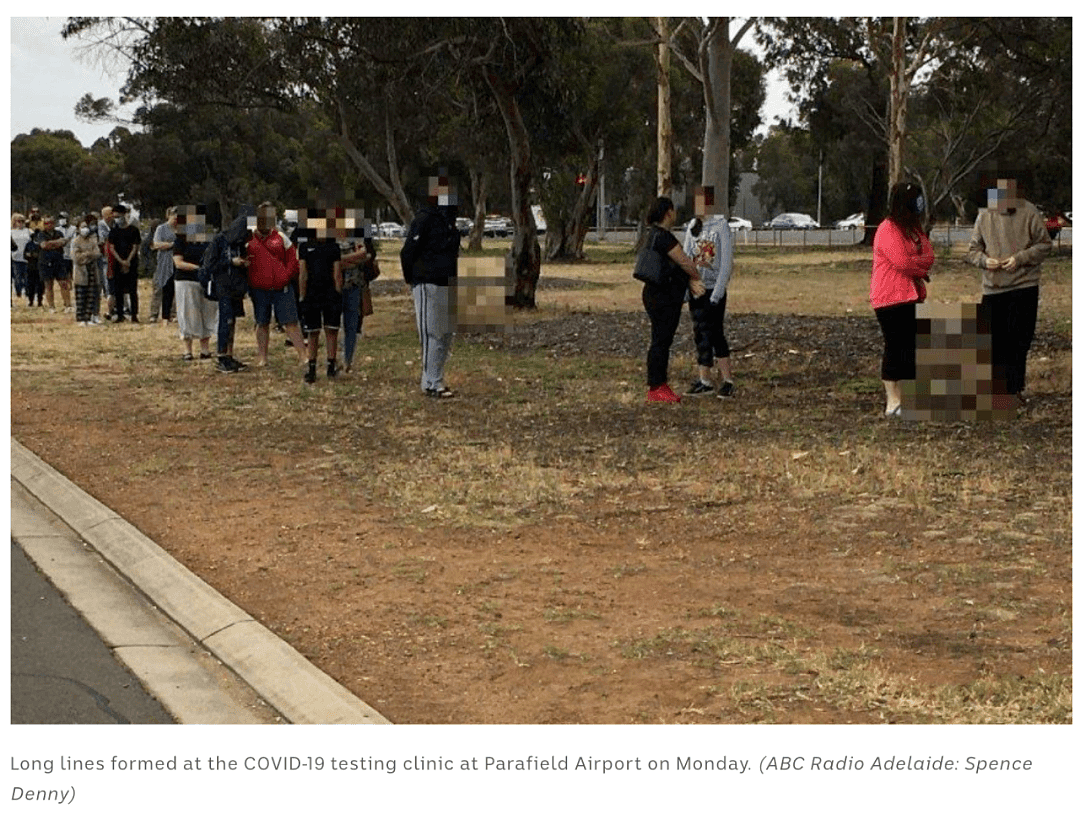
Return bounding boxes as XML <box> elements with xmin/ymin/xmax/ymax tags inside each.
<box><xmin>870</xmin><ymin>219</ymin><xmax>934</xmax><ymax>309</ymax></box>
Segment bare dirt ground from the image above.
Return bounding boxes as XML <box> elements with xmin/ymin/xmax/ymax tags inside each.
<box><xmin>9</xmin><ymin>248</ymin><xmax>1071</xmax><ymax>724</ymax></box>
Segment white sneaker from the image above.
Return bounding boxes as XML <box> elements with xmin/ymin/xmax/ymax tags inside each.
<box><xmin>91</xmin><ymin>316</ymin><xmax>103</xmax><ymax>325</ymax></box>
<box><xmin>64</xmin><ymin>306</ymin><xmax>74</xmax><ymax>313</ymax></box>
<box><xmin>78</xmin><ymin>321</ymin><xmax>89</xmax><ymax>327</ymax></box>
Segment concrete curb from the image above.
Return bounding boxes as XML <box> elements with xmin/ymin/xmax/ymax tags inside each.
<box><xmin>11</xmin><ymin>438</ymin><xmax>389</xmax><ymax>725</ymax></box>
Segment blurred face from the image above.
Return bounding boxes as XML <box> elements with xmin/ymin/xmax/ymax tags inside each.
<box><xmin>989</xmin><ymin>178</ymin><xmax>1018</xmax><ymax>213</ymax></box>
<box><xmin>256</xmin><ymin>206</ymin><xmax>276</xmax><ymax>234</ymax></box>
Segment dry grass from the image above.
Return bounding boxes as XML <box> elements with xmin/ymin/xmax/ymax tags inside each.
<box><xmin>9</xmin><ymin>245</ymin><xmax>1071</xmax><ymax>724</ymax></box>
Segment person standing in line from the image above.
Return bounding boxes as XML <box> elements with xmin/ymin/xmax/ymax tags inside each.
<box><xmin>341</xmin><ymin>232</ymin><xmax>378</xmax><ymax>374</ymax></box>
<box><xmin>297</xmin><ymin>216</ymin><xmax>344</xmax><ymax>383</ymax></box>
<box><xmin>11</xmin><ymin>213</ymin><xmax>31</xmax><ymax>300</ymax></box>
<box><xmin>964</xmin><ymin>176</ymin><xmax>1052</xmax><ymax>407</ymax></box>
<box><xmin>34</xmin><ymin>215</ymin><xmax>68</xmax><ymax>312</ymax></box>
<box><xmin>150</xmin><ymin>207</ymin><xmax>178</xmax><ymax>325</ymax></box>
<box><xmin>97</xmin><ymin>206</ymin><xmax>114</xmax><ymax>317</ymax></box>
<box><xmin>24</xmin><ymin>207</ymin><xmax>45</xmax><ymax>307</ymax></box>
<box><xmin>682</xmin><ymin>185</ymin><xmax>736</xmax><ymax>398</ymax></box>
<box><xmin>211</xmin><ymin>212</ymin><xmax>254</xmax><ymax>373</ymax></box>
<box><xmin>171</xmin><ymin>206</ymin><xmax>218</xmax><ymax>361</ymax></box>
<box><xmin>107</xmin><ymin>205</ymin><xmax>142</xmax><ymax>322</ymax></box>
<box><xmin>246</xmin><ymin>202</ymin><xmax>307</xmax><ymax>368</ymax></box>
<box><xmin>57</xmin><ymin>212</ymin><xmax>77</xmax><ymax>313</ymax></box>
<box><xmin>870</xmin><ymin>181</ymin><xmax>935</xmax><ymax>417</ymax></box>
<box><xmin>640</xmin><ymin>196</ymin><xmax>706</xmax><ymax>403</ymax></box>
<box><xmin>400</xmin><ymin>173</ymin><xmax>461</xmax><ymax>398</ymax></box>
<box><xmin>71</xmin><ymin>215</ymin><xmax>103</xmax><ymax>326</ymax></box>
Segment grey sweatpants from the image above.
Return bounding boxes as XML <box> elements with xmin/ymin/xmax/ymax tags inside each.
<box><xmin>412</xmin><ymin>283</ymin><xmax>454</xmax><ymax>391</ymax></box>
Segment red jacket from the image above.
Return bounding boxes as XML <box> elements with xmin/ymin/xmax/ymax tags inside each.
<box><xmin>246</xmin><ymin>230</ymin><xmax>298</xmax><ymax>290</ymax></box>
<box><xmin>870</xmin><ymin>219</ymin><xmax>934</xmax><ymax>309</ymax></box>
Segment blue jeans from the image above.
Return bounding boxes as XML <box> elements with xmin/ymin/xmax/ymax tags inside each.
<box><xmin>12</xmin><ymin>260</ymin><xmax>27</xmax><ymax>297</ymax></box>
<box><xmin>341</xmin><ymin>283</ymin><xmax>363</xmax><ymax>366</ymax></box>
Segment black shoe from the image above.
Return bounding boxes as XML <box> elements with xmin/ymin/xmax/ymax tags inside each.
<box><xmin>228</xmin><ymin>356</ymin><xmax>248</xmax><ymax>372</ymax></box>
<box><xmin>327</xmin><ymin>359</ymin><xmax>337</xmax><ymax>378</ymax></box>
<box><xmin>304</xmin><ymin>361</ymin><xmax>317</xmax><ymax>384</ymax></box>
<box><xmin>200</xmin><ymin>352</ymin><xmax>212</xmax><ymax>360</ymax></box>
<box><xmin>216</xmin><ymin>357</ymin><xmax>240</xmax><ymax>373</ymax></box>
<box><xmin>424</xmin><ymin>387</ymin><xmax>456</xmax><ymax>399</ymax></box>
<box><xmin>717</xmin><ymin>381</ymin><xmax>735</xmax><ymax>398</ymax></box>
<box><xmin>687</xmin><ymin>379</ymin><xmax>715</xmax><ymax>395</ymax></box>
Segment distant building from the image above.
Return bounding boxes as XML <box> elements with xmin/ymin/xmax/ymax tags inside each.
<box><xmin>733</xmin><ymin>172</ymin><xmax>767</xmax><ymax>226</ymax></box>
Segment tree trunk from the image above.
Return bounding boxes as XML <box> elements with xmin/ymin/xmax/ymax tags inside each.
<box><xmin>467</xmin><ymin>166</ymin><xmax>486</xmax><ymax>252</ymax></box>
<box><xmin>484</xmin><ymin>69</ymin><xmax>540</xmax><ymax>308</ymax></box>
<box><xmin>887</xmin><ymin>17</ymin><xmax>908</xmax><ymax>191</ymax></box>
<box><xmin>655</xmin><ymin>17</ymin><xmax>673</xmax><ymax>197</ymax></box>
<box><xmin>701</xmin><ymin>20</ymin><xmax>733</xmax><ymax>214</ymax></box>
<box><xmin>545</xmin><ymin>149</ymin><xmax>599</xmax><ymax>261</ymax></box>
<box><xmin>335</xmin><ymin>96</ymin><xmax>413</xmax><ymax>225</ymax></box>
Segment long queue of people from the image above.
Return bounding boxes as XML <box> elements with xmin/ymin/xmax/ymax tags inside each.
<box><xmin>11</xmin><ymin>201</ymin><xmax>380</xmax><ymax>381</ymax></box>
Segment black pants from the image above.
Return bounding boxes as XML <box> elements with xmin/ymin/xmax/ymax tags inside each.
<box><xmin>25</xmin><ymin>259</ymin><xmax>43</xmax><ymax>305</ymax></box>
<box><xmin>982</xmin><ymin>285</ymin><xmax>1039</xmax><ymax>395</ymax></box>
<box><xmin>113</xmin><ymin>264</ymin><xmax>139</xmax><ymax>320</ymax></box>
<box><xmin>643</xmin><ymin>283</ymin><xmax>684</xmax><ymax>388</ymax></box>
<box><xmin>689</xmin><ymin>293</ymin><xmax>730</xmax><ymax>365</ymax></box>
<box><xmin>875</xmin><ymin>301</ymin><xmax>917</xmax><ymax>381</ymax></box>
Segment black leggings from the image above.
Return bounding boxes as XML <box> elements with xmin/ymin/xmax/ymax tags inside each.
<box><xmin>875</xmin><ymin>301</ymin><xmax>916</xmax><ymax>381</ymax></box>
<box><xmin>689</xmin><ymin>293</ymin><xmax>730</xmax><ymax>365</ymax></box>
<box><xmin>643</xmin><ymin>283</ymin><xmax>684</xmax><ymax>388</ymax></box>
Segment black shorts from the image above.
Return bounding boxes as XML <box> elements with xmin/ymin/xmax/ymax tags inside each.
<box><xmin>301</xmin><ymin>295</ymin><xmax>341</xmax><ymax>333</ymax></box>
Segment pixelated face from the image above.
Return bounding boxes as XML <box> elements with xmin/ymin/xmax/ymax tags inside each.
<box><xmin>256</xmin><ymin>205</ymin><xmax>277</xmax><ymax>234</ymax></box>
<box><xmin>429</xmin><ymin>175</ymin><xmax>457</xmax><ymax>207</ymax></box>
<box><xmin>175</xmin><ymin>205</ymin><xmax>210</xmax><ymax>241</ymax></box>
<box><xmin>693</xmin><ymin>187</ymin><xmax>717</xmax><ymax>218</ymax></box>
<box><xmin>299</xmin><ymin>204</ymin><xmax>365</xmax><ymax>242</ymax></box>
<box><xmin>989</xmin><ymin>178</ymin><xmax>1018</xmax><ymax>213</ymax></box>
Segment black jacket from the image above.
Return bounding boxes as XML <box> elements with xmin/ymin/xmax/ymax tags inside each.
<box><xmin>400</xmin><ymin>205</ymin><xmax>459</xmax><ymax>287</ymax></box>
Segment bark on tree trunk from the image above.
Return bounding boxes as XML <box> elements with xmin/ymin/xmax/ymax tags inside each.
<box><xmin>335</xmin><ymin>97</ymin><xmax>413</xmax><ymax>226</ymax></box>
<box><xmin>545</xmin><ymin>150</ymin><xmax>599</xmax><ymax>261</ymax></box>
<box><xmin>887</xmin><ymin>16</ymin><xmax>908</xmax><ymax>191</ymax></box>
<box><xmin>655</xmin><ymin>17</ymin><xmax>673</xmax><ymax>198</ymax></box>
<box><xmin>467</xmin><ymin>166</ymin><xmax>486</xmax><ymax>252</ymax></box>
<box><xmin>484</xmin><ymin>70</ymin><xmax>541</xmax><ymax>308</ymax></box>
<box><xmin>701</xmin><ymin>20</ymin><xmax>733</xmax><ymax>214</ymax></box>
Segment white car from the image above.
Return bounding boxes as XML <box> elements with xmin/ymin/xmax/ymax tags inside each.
<box><xmin>835</xmin><ymin>212</ymin><xmax>865</xmax><ymax>229</ymax></box>
<box><xmin>377</xmin><ymin>222</ymin><xmax>405</xmax><ymax>238</ymax></box>
<box><xmin>727</xmin><ymin>216</ymin><xmax>753</xmax><ymax>231</ymax></box>
<box><xmin>767</xmin><ymin>212</ymin><xmax>819</xmax><ymax>229</ymax></box>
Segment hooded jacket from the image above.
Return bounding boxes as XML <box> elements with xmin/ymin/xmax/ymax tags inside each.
<box><xmin>400</xmin><ymin>204</ymin><xmax>459</xmax><ymax>287</ymax></box>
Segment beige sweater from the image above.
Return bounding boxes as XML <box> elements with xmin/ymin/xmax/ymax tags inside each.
<box><xmin>965</xmin><ymin>200</ymin><xmax>1052</xmax><ymax>294</ymax></box>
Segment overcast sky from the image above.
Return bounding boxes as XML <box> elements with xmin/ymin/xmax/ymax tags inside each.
<box><xmin>9</xmin><ymin>16</ymin><xmax>799</xmax><ymax>148</ymax></box>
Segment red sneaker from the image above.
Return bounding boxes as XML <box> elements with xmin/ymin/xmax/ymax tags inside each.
<box><xmin>647</xmin><ymin>384</ymin><xmax>681</xmax><ymax>403</ymax></box>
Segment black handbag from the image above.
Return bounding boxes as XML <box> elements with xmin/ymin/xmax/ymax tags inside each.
<box><xmin>633</xmin><ymin>227</ymin><xmax>666</xmax><ymax>286</ymax></box>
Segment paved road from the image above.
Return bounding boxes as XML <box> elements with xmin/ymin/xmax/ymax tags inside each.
<box><xmin>11</xmin><ymin>538</ymin><xmax>174</xmax><ymax>724</ymax></box>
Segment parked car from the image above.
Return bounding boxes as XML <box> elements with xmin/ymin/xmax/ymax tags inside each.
<box><xmin>483</xmin><ymin>215</ymin><xmax>510</xmax><ymax>237</ymax></box>
<box><xmin>727</xmin><ymin>216</ymin><xmax>753</xmax><ymax>231</ymax></box>
<box><xmin>455</xmin><ymin>217</ymin><xmax>474</xmax><ymax>236</ymax></box>
<box><xmin>766</xmin><ymin>212</ymin><xmax>819</xmax><ymax>229</ymax></box>
<box><xmin>834</xmin><ymin>212</ymin><xmax>865</xmax><ymax>229</ymax></box>
<box><xmin>377</xmin><ymin>221</ymin><xmax>405</xmax><ymax>238</ymax></box>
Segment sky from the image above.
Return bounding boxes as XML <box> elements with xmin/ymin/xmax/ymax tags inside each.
<box><xmin>9</xmin><ymin>16</ymin><xmax>799</xmax><ymax>148</ymax></box>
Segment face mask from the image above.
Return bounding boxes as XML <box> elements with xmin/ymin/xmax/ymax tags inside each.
<box><xmin>79</xmin><ymin>226</ymin><xmax>90</xmax><ymax>237</ymax></box>
<box><xmin>115</xmin><ymin>216</ymin><xmax>127</xmax><ymax>227</ymax></box>
<box><xmin>915</xmin><ymin>195</ymin><xmax>925</xmax><ymax>214</ymax></box>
